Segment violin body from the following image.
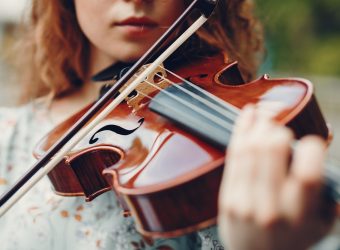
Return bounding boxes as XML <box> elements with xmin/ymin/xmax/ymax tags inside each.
<box><xmin>34</xmin><ymin>54</ymin><xmax>329</xmax><ymax>238</ymax></box>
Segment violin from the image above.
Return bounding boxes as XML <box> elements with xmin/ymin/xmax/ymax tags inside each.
<box><xmin>31</xmin><ymin>51</ymin><xmax>335</xmax><ymax>238</ymax></box>
<box><xmin>0</xmin><ymin>0</ymin><xmax>339</xmax><ymax>239</ymax></box>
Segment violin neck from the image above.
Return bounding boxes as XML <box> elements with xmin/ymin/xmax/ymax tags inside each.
<box><xmin>149</xmin><ymin>81</ymin><xmax>237</xmax><ymax>149</ymax></box>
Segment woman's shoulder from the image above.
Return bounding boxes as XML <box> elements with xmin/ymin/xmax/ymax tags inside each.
<box><xmin>0</xmin><ymin>100</ymin><xmax>52</xmax><ymax>147</ymax></box>
<box><xmin>0</xmin><ymin>104</ymin><xmax>36</xmax><ymax>131</ymax></box>
<box><xmin>0</xmin><ymin>98</ymin><xmax>50</xmax><ymax>126</ymax></box>
<box><xmin>0</xmin><ymin>105</ymin><xmax>30</xmax><ymax>132</ymax></box>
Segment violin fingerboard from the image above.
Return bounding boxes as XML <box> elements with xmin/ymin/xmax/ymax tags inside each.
<box><xmin>149</xmin><ymin>82</ymin><xmax>234</xmax><ymax>150</ymax></box>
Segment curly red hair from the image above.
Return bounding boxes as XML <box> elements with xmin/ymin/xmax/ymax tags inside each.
<box><xmin>16</xmin><ymin>0</ymin><xmax>264</xmax><ymax>101</ymax></box>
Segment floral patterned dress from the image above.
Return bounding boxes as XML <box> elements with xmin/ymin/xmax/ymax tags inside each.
<box><xmin>1</xmin><ymin>102</ymin><xmax>339</xmax><ymax>250</ymax></box>
<box><xmin>0</xmin><ymin>102</ymin><xmax>225</xmax><ymax>250</ymax></box>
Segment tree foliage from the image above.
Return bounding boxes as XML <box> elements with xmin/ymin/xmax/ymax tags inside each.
<box><xmin>256</xmin><ymin>0</ymin><xmax>340</xmax><ymax>76</ymax></box>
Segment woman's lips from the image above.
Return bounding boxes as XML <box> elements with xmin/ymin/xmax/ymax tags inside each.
<box><xmin>115</xmin><ymin>17</ymin><xmax>158</xmax><ymax>36</ymax></box>
<box><xmin>117</xmin><ymin>17</ymin><xmax>158</xmax><ymax>26</ymax></box>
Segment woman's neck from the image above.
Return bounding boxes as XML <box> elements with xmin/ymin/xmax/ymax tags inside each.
<box><xmin>48</xmin><ymin>46</ymin><xmax>118</xmax><ymax>125</ymax></box>
<box><xmin>48</xmin><ymin>80</ymin><xmax>103</xmax><ymax>125</ymax></box>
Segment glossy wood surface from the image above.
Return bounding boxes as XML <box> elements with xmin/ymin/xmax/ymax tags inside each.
<box><xmin>34</xmin><ymin>54</ymin><xmax>329</xmax><ymax>237</ymax></box>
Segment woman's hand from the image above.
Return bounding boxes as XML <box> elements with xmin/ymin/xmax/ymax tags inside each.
<box><xmin>218</xmin><ymin>105</ymin><xmax>336</xmax><ymax>250</ymax></box>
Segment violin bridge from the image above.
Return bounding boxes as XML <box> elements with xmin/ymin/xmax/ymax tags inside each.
<box><xmin>120</xmin><ymin>64</ymin><xmax>170</xmax><ymax>111</ymax></box>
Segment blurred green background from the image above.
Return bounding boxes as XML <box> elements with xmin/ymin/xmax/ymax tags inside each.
<box><xmin>256</xmin><ymin>0</ymin><xmax>340</xmax><ymax>76</ymax></box>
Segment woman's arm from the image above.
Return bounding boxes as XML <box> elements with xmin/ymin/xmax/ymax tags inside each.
<box><xmin>218</xmin><ymin>105</ymin><xmax>336</xmax><ymax>250</ymax></box>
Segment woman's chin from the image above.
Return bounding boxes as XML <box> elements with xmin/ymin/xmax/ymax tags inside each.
<box><xmin>115</xmin><ymin>49</ymin><xmax>149</xmax><ymax>63</ymax></box>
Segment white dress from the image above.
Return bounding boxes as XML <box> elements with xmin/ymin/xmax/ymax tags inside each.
<box><xmin>0</xmin><ymin>102</ymin><xmax>224</xmax><ymax>250</ymax></box>
<box><xmin>0</xmin><ymin>102</ymin><xmax>339</xmax><ymax>250</ymax></box>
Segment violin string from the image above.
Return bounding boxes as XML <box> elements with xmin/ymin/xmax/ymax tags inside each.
<box><xmin>158</xmin><ymin>66</ymin><xmax>239</xmax><ymax>117</ymax></box>
<box><xmin>132</xmin><ymin>66</ymin><xmax>240</xmax><ymax>130</ymax></box>
<box><xmin>135</xmin><ymin>86</ymin><xmax>234</xmax><ymax>132</ymax></box>
<box><xmin>139</xmin><ymin>78</ymin><xmax>235</xmax><ymax>131</ymax></box>
<box><xmin>153</xmin><ymin>68</ymin><xmax>239</xmax><ymax>127</ymax></box>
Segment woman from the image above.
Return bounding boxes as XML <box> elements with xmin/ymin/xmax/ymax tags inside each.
<box><xmin>0</xmin><ymin>0</ymin><xmax>336</xmax><ymax>249</ymax></box>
